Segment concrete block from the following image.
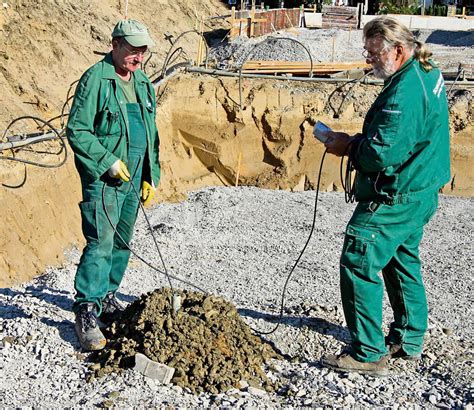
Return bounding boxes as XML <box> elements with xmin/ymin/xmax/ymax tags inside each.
<box><xmin>134</xmin><ymin>352</ymin><xmax>175</xmax><ymax>383</ymax></box>
<box><xmin>304</xmin><ymin>12</ymin><xmax>323</xmax><ymax>28</ymax></box>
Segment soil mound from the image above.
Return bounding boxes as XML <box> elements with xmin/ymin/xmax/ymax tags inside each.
<box><xmin>92</xmin><ymin>288</ymin><xmax>281</xmax><ymax>394</ymax></box>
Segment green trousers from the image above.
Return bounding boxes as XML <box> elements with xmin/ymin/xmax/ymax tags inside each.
<box><xmin>74</xmin><ymin>103</ymin><xmax>147</xmax><ymax>313</ymax></box>
<box><xmin>340</xmin><ymin>191</ymin><xmax>439</xmax><ymax>362</ymax></box>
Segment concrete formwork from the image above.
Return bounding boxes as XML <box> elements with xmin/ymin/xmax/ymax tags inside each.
<box><xmin>361</xmin><ymin>13</ymin><xmax>474</xmax><ymax>31</ymax></box>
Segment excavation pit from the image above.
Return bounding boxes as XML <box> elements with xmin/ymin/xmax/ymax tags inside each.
<box><xmin>91</xmin><ymin>288</ymin><xmax>281</xmax><ymax>394</ymax></box>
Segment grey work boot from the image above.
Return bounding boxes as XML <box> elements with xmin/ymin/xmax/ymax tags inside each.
<box><xmin>321</xmin><ymin>351</ymin><xmax>389</xmax><ymax>376</ymax></box>
<box><xmin>100</xmin><ymin>292</ymin><xmax>125</xmax><ymax>327</ymax></box>
<box><xmin>75</xmin><ymin>303</ymin><xmax>106</xmax><ymax>351</ymax></box>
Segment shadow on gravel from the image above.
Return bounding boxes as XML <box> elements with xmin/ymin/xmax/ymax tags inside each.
<box><xmin>24</xmin><ymin>285</ymin><xmax>74</xmax><ymax>311</ymax></box>
<box><xmin>423</xmin><ymin>30</ymin><xmax>474</xmax><ymax>47</ymax></box>
<box><xmin>0</xmin><ymin>286</ymin><xmax>137</xmax><ymax>317</ymax></box>
<box><xmin>115</xmin><ymin>291</ymin><xmax>138</xmax><ymax>304</ymax></box>
<box><xmin>0</xmin><ymin>299</ymin><xmax>32</xmax><ymax>320</ymax></box>
<box><xmin>40</xmin><ymin>317</ymin><xmax>79</xmax><ymax>347</ymax></box>
<box><xmin>238</xmin><ymin>308</ymin><xmax>349</xmax><ymax>342</ymax></box>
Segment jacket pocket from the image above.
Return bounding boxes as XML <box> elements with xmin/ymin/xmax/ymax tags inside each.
<box><xmin>341</xmin><ymin>224</ymin><xmax>377</xmax><ymax>269</ymax></box>
<box><xmin>95</xmin><ymin>109</ymin><xmax>122</xmax><ymax>137</ymax></box>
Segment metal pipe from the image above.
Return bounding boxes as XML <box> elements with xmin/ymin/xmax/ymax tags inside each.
<box><xmin>185</xmin><ymin>66</ymin><xmax>474</xmax><ymax>87</ymax></box>
<box><xmin>187</xmin><ymin>66</ymin><xmax>385</xmax><ymax>84</ymax></box>
<box><xmin>0</xmin><ymin>131</ymin><xmax>60</xmax><ymax>151</ymax></box>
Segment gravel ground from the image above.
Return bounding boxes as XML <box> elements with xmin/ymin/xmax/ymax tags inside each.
<box><xmin>1</xmin><ymin>187</ymin><xmax>473</xmax><ymax>407</ymax></box>
<box><xmin>209</xmin><ymin>28</ymin><xmax>474</xmax><ymax>72</ymax></box>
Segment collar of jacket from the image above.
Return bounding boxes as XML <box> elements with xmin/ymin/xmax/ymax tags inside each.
<box><xmin>381</xmin><ymin>56</ymin><xmax>416</xmax><ymax>92</ymax></box>
<box><xmin>101</xmin><ymin>52</ymin><xmax>148</xmax><ymax>84</ymax></box>
<box><xmin>383</xmin><ymin>55</ymin><xmax>415</xmax><ymax>85</ymax></box>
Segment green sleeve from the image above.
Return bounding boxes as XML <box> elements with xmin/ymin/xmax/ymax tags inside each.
<box><xmin>353</xmin><ymin>87</ymin><xmax>423</xmax><ymax>174</ymax></box>
<box><xmin>66</xmin><ymin>70</ymin><xmax>118</xmax><ymax>181</ymax></box>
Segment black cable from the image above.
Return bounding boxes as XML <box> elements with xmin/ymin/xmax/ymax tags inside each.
<box><xmin>251</xmin><ymin>148</ymin><xmax>328</xmax><ymax>335</ymax></box>
<box><xmin>328</xmin><ymin>70</ymin><xmax>373</xmax><ymax>119</ymax></box>
<box><xmin>100</xmin><ymin>180</ymin><xmax>208</xmax><ymax>295</ymax></box>
<box><xmin>340</xmin><ymin>140</ymin><xmax>357</xmax><ymax>203</ymax></box>
<box><xmin>1</xmin><ymin>162</ymin><xmax>27</xmax><ymax>188</ymax></box>
<box><xmin>0</xmin><ymin>116</ymin><xmax>67</xmax><ymax>168</ymax></box>
<box><xmin>96</xmin><ymin>141</ymin><xmax>354</xmax><ymax>336</ymax></box>
<box><xmin>251</xmin><ymin>137</ymin><xmax>358</xmax><ymax>335</ymax></box>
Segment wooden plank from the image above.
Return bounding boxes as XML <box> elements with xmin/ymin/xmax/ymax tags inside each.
<box><xmin>242</xmin><ymin>60</ymin><xmax>371</xmax><ymax>75</ymax></box>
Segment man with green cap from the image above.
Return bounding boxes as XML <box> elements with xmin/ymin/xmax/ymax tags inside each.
<box><xmin>67</xmin><ymin>19</ymin><xmax>160</xmax><ymax>351</ymax></box>
<box><xmin>320</xmin><ymin>16</ymin><xmax>450</xmax><ymax>375</ymax></box>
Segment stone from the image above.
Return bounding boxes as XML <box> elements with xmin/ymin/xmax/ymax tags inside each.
<box><xmin>133</xmin><ymin>353</ymin><xmax>175</xmax><ymax>384</ymax></box>
<box><xmin>296</xmin><ymin>389</ymin><xmax>307</xmax><ymax>397</ymax></box>
<box><xmin>247</xmin><ymin>387</ymin><xmax>268</xmax><ymax>397</ymax></box>
<box><xmin>239</xmin><ymin>380</ymin><xmax>249</xmax><ymax>390</ymax></box>
<box><xmin>425</xmin><ymin>352</ymin><xmax>437</xmax><ymax>361</ymax></box>
<box><xmin>345</xmin><ymin>395</ymin><xmax>356</xmax><ymax>405</ymax></box>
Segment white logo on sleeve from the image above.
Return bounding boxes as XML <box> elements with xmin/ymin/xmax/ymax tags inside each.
<box><xmin>433</xmin><ymin>73</ymin><xmax>445</xmax><ymax>98</ymax></box>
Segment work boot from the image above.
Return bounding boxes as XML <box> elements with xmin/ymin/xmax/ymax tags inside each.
<box><xmin>75</xmin><ymin>303</ymin><xmax>106</xmax><ymax>351</ymax></box>
<box><xmin>100</xmin><ymin>292</ymin><xmax>125</xmax><ymax>326</ymax></box>
<box><xmin>321</xmin><ymin>351</ymin><xmax>389</xmax><ymax>376</ymax></box>
<box><xmin>387</xmin><ymin>343</ymin><xmax>421</xmax><ymax>361</ymax></box>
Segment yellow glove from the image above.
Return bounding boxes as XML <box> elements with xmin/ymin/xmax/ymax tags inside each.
<box><xmin>141</xmin><ymin>181</ymin><xmax>155</xmax><ymax>207</ymax></box>
<box><xmin>108</xmin><ymin>160</ymin><xmax>130</xmax><ymax>182</ymax></box>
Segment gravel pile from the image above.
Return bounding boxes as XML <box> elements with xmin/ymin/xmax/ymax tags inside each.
<box><xmin>209</xmin><ymin>27</ymin><xmax>474</xmax><ymax>72</ymax></box>
<box><xmin>210</xmin><ymin>28</ymin><xmax>365</xmax><ymax>67</ymax></box>
<box><xmin>1</xmin><ymin>187</ymin><xmax>473</xmax><ymax>407</ymax></box>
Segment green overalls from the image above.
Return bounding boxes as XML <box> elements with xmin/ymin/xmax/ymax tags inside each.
<box><xmin>342</xmin><ymin>58</ymin><xmax>450</xmax><ymax>362</ymax></box>
<box><xmin>73</xmin><ymin>103</ymin><xmax>146</xmax><ymax>312</ymax></box>
<box><xmin>67</xmin><ymin>56</ymin><xmax>160</xmax><ymax>313</ymax></box>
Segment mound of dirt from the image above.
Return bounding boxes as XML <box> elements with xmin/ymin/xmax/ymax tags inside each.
<box><xmin>92</xmin><ymin>288</ymin><xmax>281</xmax><ymax>394</ymax></box>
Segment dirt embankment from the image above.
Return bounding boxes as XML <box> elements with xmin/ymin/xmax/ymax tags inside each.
<box><xmin>1</xmin><ymin>1</ymin><xmax>472</xmax><ymax>287</ymax></box>
<box><xmin>0</xmin><ymin>0</ymin><xmax>228</xmax><ymax>286</ymax></box>
<box><xmin>2</xmin><ymin>73</ymin><xmax>472</xmax><ymax>287</ymax></box>
<box><xmin>156</xmin><ymin>74</ymin><xmax>472</xmax><ymax>198</ymax></box>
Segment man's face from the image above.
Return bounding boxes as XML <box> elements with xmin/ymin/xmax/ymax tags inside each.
<box><xmin>363</xmin><ymin>36</ymin><xmax>397</xmax><ymax>80</ymax></box>
<box><xmin>112</xmin><ymin>39</ymin><xmax>148</xmax><ymax>74</ymax></box>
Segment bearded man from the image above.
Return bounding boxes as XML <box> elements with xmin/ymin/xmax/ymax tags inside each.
<box><xmin>321</xmin><ymin>16</ymin><xmax>450</xmax><ymax>375</ymax></box>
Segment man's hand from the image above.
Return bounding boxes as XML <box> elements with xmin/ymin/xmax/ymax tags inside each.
<box><xmin>108</xmin><ymin>160</ymin><xmax>130</xmax><ymax>182</ymax></box>
<box><xmin>141</xmin><ymin>181</ymin><xmax>155</xmax><ymax>207</ymax></box>
<box><xmin>324</xmin><ymin>131</ymin><xmax>352</xmax><ymax>157</ymax></box>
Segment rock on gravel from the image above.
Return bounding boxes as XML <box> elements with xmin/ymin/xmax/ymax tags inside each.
<box><xmin>0</xmin><ymin>187</ymin><xmax>472</xmax><ymax>407</ymax></box>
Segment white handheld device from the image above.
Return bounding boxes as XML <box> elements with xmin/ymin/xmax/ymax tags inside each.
<box><xmin>313</xmin><ymin>121</ymin><xmax>332</xmax><ymax>143</ymax></box>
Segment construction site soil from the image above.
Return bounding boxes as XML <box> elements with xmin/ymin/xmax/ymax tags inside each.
<box><xmin>92</xmin><ymin>288</ymin><xmax>280</xmax><ymax>394</ymax></box>
<box><xmin>0</xmin><ymin>1</ymin><xmax>473</xmax><ymax>286</ymax></box>
<box><xmin>0</xmin><ymin>2</ymin><xmax>473</xmax><ymax>405</ymax></box>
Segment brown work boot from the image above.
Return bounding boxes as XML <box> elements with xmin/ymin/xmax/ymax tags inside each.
<box><xmin>321</xmin><ymin>351</ymin><xmax>389</xmax><ymax>376</ymax></box>
<box><xmin>387</xmin><ymin>344</ymin><xmax>421</xmax><ymax>361</ymax></box>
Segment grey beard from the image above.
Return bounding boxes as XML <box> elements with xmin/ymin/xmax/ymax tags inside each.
<box><xmin>373</xmin><ymin>61</ymin><xmax>397</xmax><ymax>80</ymax></box>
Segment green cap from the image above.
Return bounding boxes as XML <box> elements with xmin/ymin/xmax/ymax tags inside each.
<box><xmin>112</xmin><ymin>19</ymin><xmax>155</xmax><ymax>47</ymax></box>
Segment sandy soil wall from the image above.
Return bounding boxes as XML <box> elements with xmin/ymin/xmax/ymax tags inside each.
<box><xmin>1</xmin><ymin>73</ymin><xmax>471</xmax><ymax>287</ymax></box>
<box><xmin>155</xmin><ymin>74</ymin><xmax>473</xmax><ymax>199</ymax></box>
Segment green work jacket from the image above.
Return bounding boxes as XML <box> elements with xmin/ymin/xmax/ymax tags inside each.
<box><xmin>66</xmin><ymin>53</ymin><xmax>160</xmax><ymax>186</ymax></box>
<box><xmin>350</xmin><ymin>57</ymin><xmax>450</xmax><ymax>204</ymax></box>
